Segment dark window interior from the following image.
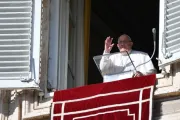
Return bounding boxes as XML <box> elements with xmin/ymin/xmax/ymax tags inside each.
<box><xmin>88</xmin><ymin>0</ymin><xmax>159</xmax><ymax>84</ymax></box>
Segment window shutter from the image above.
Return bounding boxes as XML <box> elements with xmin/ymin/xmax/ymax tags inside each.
<box><xmin>0</xmin><ymin>0</ymin><xmax>42</xmax><ymax>89</ymax></box>
<box><xmin>159</xmin><ymin>0</ymin><xmax>180</xmax><ymax>67</ymax></box>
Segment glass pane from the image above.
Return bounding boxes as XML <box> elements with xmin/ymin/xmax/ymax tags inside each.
<box><xmin>93</xmin><ymin>52</ymin><xmax>136</xmax><ymax>82</ymax></box>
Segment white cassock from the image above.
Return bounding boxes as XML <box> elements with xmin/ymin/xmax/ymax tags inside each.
<box><xmin>99</xmin><ymin>50</ymin><xmax>155</xmax><ymax>82</ymax></box>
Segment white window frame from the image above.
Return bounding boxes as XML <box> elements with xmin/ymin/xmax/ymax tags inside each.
<box><xmin>46</xmin><ymin>0</ymin><xmax>85</xmax><ymax>97</ymax></box>
<box><xmin>48</xmin><ymin>0</ymin><xmax>69</xmax><ymax>91</ymax></box>
<box><xmin>71</xmin><ymin>0</ymin><xmax>85</xmax><ymax>87</ymax></box>
<box><xmin>47</xmin><ymin>0</ymin><xmax>60</xmax><ymax>90</ymax></box>
<box><xmin>31</xmin><ymin>0</ymin><xmax>42</xmax><ymax>85</ymax></box>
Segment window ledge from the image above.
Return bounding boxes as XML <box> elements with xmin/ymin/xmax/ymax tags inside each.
<box><xmin>42</xmin><ymin>73</ymin><xmax>165</xmax><ymax>98</ymax></box>
<box><xmin>45</xmin><ymin>92</ymin><xmax>54</xmax><ymax>98</ymax></box>
<box><xmin>156</xmin><ymin>73</ymin><xmax>165</xmax><ymax>79</ymax></box>
<box><xmin>154</xmin><ymin>72</ymin><xmax>180</xmax><ymax>98</ymax></box>
<box><xmin>23</xmin><ymin>107</ymin><xmax>50</xmax><ymax>120</ymax></box>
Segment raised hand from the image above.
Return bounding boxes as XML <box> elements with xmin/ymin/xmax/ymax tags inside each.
<box><xmin>104</xmin><ymin>36</ymin><xmax>114</xmax><ymax>53</ymax></box>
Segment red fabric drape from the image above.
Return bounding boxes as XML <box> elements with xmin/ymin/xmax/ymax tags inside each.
<box><xmin>52</xmin><ymin>74</ymin><xmax>156</xmax><ymax>120</ymax></box>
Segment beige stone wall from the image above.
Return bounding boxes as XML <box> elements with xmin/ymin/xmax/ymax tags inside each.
<box><xmin>0</xmin><ymin>90</ymin><xmax>51</xmax><ymax>120</ymax></box>
<box><xmin>153</xmin><ymin>96</ymin><xmax>180</xmax><ymax>120</ymax></box>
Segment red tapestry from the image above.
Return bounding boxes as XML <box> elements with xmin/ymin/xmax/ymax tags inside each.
<box><xmin>51</xmin><ymin>74</ymin><xmax>156</xmax><ymax>120</ymax></box>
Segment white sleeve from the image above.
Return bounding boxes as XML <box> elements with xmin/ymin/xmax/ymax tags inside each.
<box><xmin>144</xmin><ymin>54</ymin><xmax>156</xmax><ymax>75</ymax></box>
<box><xmin>99</xmin><ymin>51</ymin><xmax>113</xmax><ymax>75</ymax></box>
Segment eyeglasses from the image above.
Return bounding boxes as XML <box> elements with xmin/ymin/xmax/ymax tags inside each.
<box><xmin>118</xmin><ymin>41</ymin><xmax>132</xmax><ymax>44</ymax></box>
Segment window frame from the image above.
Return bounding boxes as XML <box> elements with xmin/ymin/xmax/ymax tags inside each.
<box><xmin>48</xmin><ymin>0</ymin><xmax>69</xmax><ymax>91</ymax></box>
<box><xmin>31</xmin><ymin>0</ymin><xmax>42</xmax><ymax>85</ymax></box>
<box><xmin>46</xmin><ymin>0</ymin><xmax>85</xmax><ymax>97</ymax></box>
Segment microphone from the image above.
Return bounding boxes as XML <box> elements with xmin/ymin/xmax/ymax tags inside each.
<box><xmin>152</xmin><ymin>28</ymin><xmax>156</xmax><ymax>53</ymax></box>
<box><xmin>134</xmin><ymin>28</ymin><xmax>156</xmax><ymax>70</ymax></box>
<box><xmin>152</xmin><ymin>28</ymin><xmax>156</xmax><ymax>42</ymax></box>
<box><xmin>125</xmin><ymin>51</ymin><xmax>137</xmax><ymax>73</ymax></box>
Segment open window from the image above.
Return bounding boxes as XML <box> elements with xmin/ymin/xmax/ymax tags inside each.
<box><xmin>159</xmin><ymin>0</ymin><xmax>180</xmax><ymax>68</ymax></box>
<box><xmin>88</xmin><ymin>0</ymin><xmax>159</xmax><ymax>84</ymax></box>
<box><xmin>0</xmin><ymin>0</ymin><xmax>42</xmax><ymax>89</ymax></box>
<box><xmin>87</xmin><ymin>0</ymin><xmax>180</xmax><ymax>95</ymax></box>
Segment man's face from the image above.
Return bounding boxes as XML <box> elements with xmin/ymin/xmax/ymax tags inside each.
<box><xmin>117</xmin><ymin>35</ymin><xmax>133</xmax><ymax>52</ymax></box>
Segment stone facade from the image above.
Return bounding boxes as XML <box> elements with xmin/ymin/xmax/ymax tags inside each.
<box><xmin>1</xmin><ymin>0</ymin><xmax>180</xmax><ymax>120</ymax></box>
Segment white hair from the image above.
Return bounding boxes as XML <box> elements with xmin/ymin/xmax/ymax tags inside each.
<box><xmin>118</xmin><ymin>34</ymin><xmax>132</xmax><ymax>43</ymax></box>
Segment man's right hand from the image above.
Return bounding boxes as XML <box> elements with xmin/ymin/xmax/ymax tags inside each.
<box><xmin>104</xmin><ymin>36</ymin><xmax>114</xmax><ymax>53</ymax></box>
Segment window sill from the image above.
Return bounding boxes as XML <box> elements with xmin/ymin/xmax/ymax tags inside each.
<box><xmin>156</xmin><ymin>73</ymin><xmax>165</xmax><ymax>79</ymax></box>
<box><xmin>154</xmin><ymin>72</ymin><xmax>180</xmax><ymax>98</ymax></box>
<box><xmin>43</xmin><ymin>73</ymin><xmax>173</xmax><ymax>98</ymax></box>
<box><xmin>23</xmin><ymin>107</ymin><xmax>50</xmax><ymax>120</ymax></box>
<box><xmin>45</xmin><ymin>91</ymin><xmax>54</xmax><ymax>98</ymax></box>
